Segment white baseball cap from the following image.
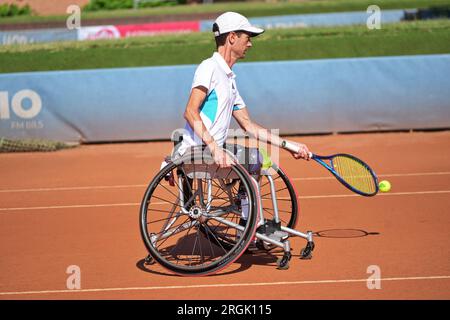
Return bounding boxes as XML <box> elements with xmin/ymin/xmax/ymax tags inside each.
<box><xmin>213</xmin><ymin>12</ymin><xmax>264</xmax><ymax>37</ymax></box>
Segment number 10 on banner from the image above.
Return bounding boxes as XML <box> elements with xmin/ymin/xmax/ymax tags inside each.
<box><xmin>0</xmin><ymin>90</ymin><xmax>42</xmax><ymax>120</ymax></box>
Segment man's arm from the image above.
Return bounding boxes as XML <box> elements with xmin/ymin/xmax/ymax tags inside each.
<box><xmin>184</xmin><ymin>86</ymin><xmax>234</xmax><ymax>167</ymax></box>
<box><xmin>232</xmin><ymin>107</ymin><xmax>310</xmax><ymax>160</ymax></box>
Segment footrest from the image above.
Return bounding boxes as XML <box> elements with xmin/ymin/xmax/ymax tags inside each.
<box><xmin>267</xmin><ymin>230</ymin><xmax>289</xmax><ymax>242</ymax></box>
<box><xmin>254</xmin><ymin>221</ymin><xmax>290</xmax><ymax>251</ymax></box>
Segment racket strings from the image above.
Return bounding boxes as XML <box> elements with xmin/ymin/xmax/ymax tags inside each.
<box><xmin>332</xmin><ymin>156</ymin><xmax>376</xmax><ymax>194</ymax></box>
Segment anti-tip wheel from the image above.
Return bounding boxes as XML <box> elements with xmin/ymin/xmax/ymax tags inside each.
<box><xmin>300</xmin><ymin>241</ymin><xmax>315</xmax><ymax>260</ymax></box>
<box><xmin>276</xmin><ymin>252</ymin><xmax>292</xmax><ymax>270</ymax></box>
<box><xmin>300</xmin><ymin>248</ymin><xmax>312</xmax><ymax>260</ymax></box>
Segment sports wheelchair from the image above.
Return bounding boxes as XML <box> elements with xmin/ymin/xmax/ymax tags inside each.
<box><xmin>139</xmin><ymin>145</ymin><xmax>315</xmax><ymax>276</ymax></box>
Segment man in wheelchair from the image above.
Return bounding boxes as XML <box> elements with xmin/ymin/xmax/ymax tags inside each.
<box><xmin>178</xmin><ymin>11</ymin><xmax>310</xmax><ymax>222</ymax></box>
<box><xmin>142</xmin><ymin>12</ymin><xmax>314</xmax><ymax>274</ymax></box>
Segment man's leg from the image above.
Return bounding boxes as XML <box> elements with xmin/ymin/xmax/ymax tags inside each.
<box><xmin>224</xmin><ymin>143</ymin><xmax>263</xmax><ymax>226</ymax></box>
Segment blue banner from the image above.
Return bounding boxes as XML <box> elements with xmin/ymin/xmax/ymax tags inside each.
<box><xmin>0</xmin><ymin>54</ymin><xmax>449</xmax><ymax>142</ymax></box>
<box><xmin>0</xmin><ymin>28</ymin><xmax>77</xmax><ymax>45</ymax></box>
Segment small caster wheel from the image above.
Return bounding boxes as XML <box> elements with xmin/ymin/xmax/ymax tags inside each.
<box><xmin>277</xmin><ymin>252</ymin><xmax>292</xmax><ymax>270</ymax></box>
<box><xmin>144</xmin><ymin>254</ymin><xmax>155</xmax><ymax>265</ymax></box>
<box><xmin>300</xmin><ymin>248</ymin><xmax>312</xmax><ymax>260</ymax></box>
<box><xmin>300</xmin><ymin>241</ymin><xmax>315</xmax><ymax>260</ymax></box>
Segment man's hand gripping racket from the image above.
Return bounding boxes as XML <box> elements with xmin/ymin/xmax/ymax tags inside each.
<box><xmin>282</xmin><ymin>140</ymin><xmax>379</xmax><ymax>196</ymax></box>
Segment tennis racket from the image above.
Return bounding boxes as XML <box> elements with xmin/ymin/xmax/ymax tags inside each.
<box><xmin>281</xmin><ymin>140</ymin><xmax>379</xmax><ymax>196</ymax></box>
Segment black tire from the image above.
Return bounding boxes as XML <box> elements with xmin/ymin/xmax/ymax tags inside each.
<box><xmin>140</xmin><ymin>153</ymin><xmax>259</xmax><ymax>276</ymax></box>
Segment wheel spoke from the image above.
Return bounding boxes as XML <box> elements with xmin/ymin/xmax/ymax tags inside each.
<box><xmin>167</xmin><ymin>217</ymin><xmax>197</xmax><ymax>265</ymax></box>
<box><xmin>203</xmin><ymin>223</ymin><xmax>229</xmax><ymax>254</ymax></box>
<box><xmin>155</xmin><ymin>216</ymin><xmax>191</xmax><ymax>250</ymax></box>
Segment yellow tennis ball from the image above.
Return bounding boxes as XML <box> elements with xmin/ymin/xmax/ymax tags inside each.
<box><xmin>259</xmin><ymin>148</ymin><xmax>272</xmax><ymax>170</ymax></box>
<box><xmin>379</xmin><ymin>180</ymin><xmax>391</xmax><ymax>192</ymax></box>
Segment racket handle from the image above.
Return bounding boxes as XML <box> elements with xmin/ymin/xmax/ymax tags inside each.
<box><xmin>281</xmin><ymin>140</ymin><xmax>299</xmax><ymax>153</ymax></box>
<box><xmin>282</xmin><ymin>140</ymin><xmax>314</xmax><ymax>158</ymax></box>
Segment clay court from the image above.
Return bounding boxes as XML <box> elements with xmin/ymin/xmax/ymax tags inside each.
<box><xmin>0</xmin><ymin>130</ymin><xmax>449</xmax><ymax>300</ymax></box>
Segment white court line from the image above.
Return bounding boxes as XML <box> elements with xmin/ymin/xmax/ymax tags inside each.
<box><xmin>0</xmin><ymin>184</ymin><xmax>147</xmax><ymax>193</ymax></box>
<box><xmin>0</xmin><ymin>202</ymin><xmax>140</xmax><ymax>212</ymax></box>
<box><xmin>1</xmin><ymin>171</ymin><xmax>449</xmax><ymax>193</ymax></box>
<box><xmin>1</xmin><ymin>190</ymin><xmax>449</xmax><ymax>213</ymax></box>
<box><xmin>0</xmin><ymin>275</ymin><xmax>449</xmax><ymax>296</ymax></box>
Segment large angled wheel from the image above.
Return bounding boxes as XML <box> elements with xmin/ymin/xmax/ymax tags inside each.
<box><xmin>140</xmin><ymin>150</ymin><xmax>259</xmax><ymax>276</ymax></box>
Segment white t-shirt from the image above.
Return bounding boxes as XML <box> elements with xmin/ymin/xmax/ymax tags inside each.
<box><xmin>178</xmin><ymin>52</ymin><xmax>246</xmax><ymax>155</ymax></box>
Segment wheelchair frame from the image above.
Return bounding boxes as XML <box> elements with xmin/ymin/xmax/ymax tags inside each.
<box><xmin>140</xmin><ymin>148</ymin><xmax>315</xmax><ymax>275</ymax></box>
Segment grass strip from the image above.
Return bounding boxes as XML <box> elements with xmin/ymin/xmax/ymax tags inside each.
<box><xmin>0</xmin><ymin>19</ymin><xmax>449</xmax><ymax>73</ymax></box>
